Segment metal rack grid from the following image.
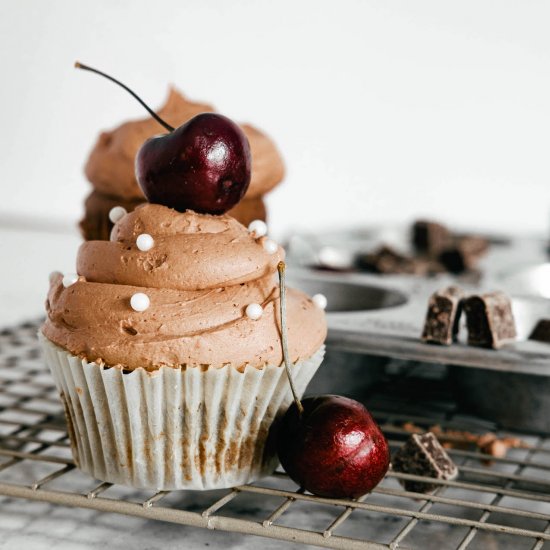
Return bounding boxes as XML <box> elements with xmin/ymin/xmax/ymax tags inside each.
<box><xmin>1</xmin><ymin>320</ymin><xmax>550</xmax><ymax>549</ymax></box>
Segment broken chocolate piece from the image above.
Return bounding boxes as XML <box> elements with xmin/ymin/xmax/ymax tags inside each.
<box><xmin>529</xmin><ymin>319</ymin><xmax>550</xmax><ymax>343</ymax></box>
<box><xmin>392</xmin><ymin>432</ymin><xmax>458</xmax><ymax>493</ymax></box>
<box><xmin>402</xmin><ymin>423</ymin><xmax>529</xmax><ymax>457</ymax></box>
<box><xmin>352</xmin><ymin>221</ymin><xmax>491</xmax><ymax>277</ymax></box>
<box><xmin>356</xmin><ymin>246</ymin><xmax>428</xmax><ymax>275</ymax></box>
<box><xmin>438</xmin><ymin>235</ymin><xmax>489</xmax><ymax>274</ymax></box>
<box><xmin>463</xmin><ymin>291</ymin><xmax>516</xmax><ymax>349</ymax></box>
<box><xmin>421</xmin><ymin>286</ymin><xmax>465</xmax><ymax>345</ymax></box>
<box><xmin>412</xmin><ymin>220</ymin><xmax>451</xmax><ymax>256</ymax></box>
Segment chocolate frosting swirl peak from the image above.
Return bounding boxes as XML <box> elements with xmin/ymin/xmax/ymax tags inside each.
<box><xmin>78</xmin><ymin>205</ymin><xmax>282</xmax><ymax>291</ymax></box>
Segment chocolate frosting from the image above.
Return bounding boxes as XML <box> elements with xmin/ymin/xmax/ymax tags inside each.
<box><xmin>84</xmin><ymin>88</ymin><xmax>285</xmax><ymax>200</ymax></box>
<box><xmin>80</xmin><ymin>189</ymin><xmax>267</xmax><ymax>241</ymax></box>
<box><xmin>43</xmin><ymin>205</ymin><xmax>326</xmax><ymax>371</ymax></box>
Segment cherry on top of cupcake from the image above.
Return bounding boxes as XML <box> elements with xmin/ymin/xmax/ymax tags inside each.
<box><xmin>76</xmin><ymin>62</ymin><xmax>251</xmax><ymax>215</ymax></box>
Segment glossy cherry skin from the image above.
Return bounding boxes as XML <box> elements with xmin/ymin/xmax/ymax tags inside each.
<box><xmin>277</xmin><ymin>395</ymin><xmax>390</xmax><ymax>499</ymax></box>
<box><xmin>136</xmin><ymin>113</ymin><xmax>251</xmax><ymax>214</ymax></box>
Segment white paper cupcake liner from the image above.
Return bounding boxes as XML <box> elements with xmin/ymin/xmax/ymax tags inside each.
<box><xmin>39</xmin><ymin>334</ymin><xmax>324</xmax><ymax>490</ymax></box>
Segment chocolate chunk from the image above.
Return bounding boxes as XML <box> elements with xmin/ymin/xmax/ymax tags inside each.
<box><xmin>529</xmin><ymin>319</ymin><xmax>550</xmax><ymax>343</ymax></box>
<box><xmin>412</xmin><ymin>220</ymin><xmax>451</xmax><ymax>256</ymax></box>
<box><xmin>392</xmin><ymin>432</ymin><xmax>458</xmax><ymax>493</ymax></box>
<box><xmin>458</xmin><ymin>235</ymin><xmax>489</xmax><ymax>256</ymax></box>
<box><xmin>463</xmin><ymin>291</ymin><xmax>516</xmax><ymax>349</ymax></box>
<box><xmin>355</xmin><ymin>222</ymin><xmax>490</xmax><ymax>277</ymax></box>
<box><xmin>439</xmin><ymin>235</ymin><xmax>489</xmax><ymax>274</ymax></box>
<box><xmin>356</xmin><ymin>246</ymin><xmax>428</xmax><ymax>275</ymax></box>
<box><xmin>421</xmin><ymin>286</ymin><xmax>465</xmax><ymax>345</ymax></box>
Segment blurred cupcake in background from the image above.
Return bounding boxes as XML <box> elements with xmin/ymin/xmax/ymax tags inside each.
<box><xmin>80</xmin><ymin>88</ymin><xmax>285</xmax><ymax>240</ymax></box>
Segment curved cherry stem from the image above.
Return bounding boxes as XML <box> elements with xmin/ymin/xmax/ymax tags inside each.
<box><xmin>277</xmin><ymin>261</ymin><xmax>304</xmax><ymax>415</ymax></box>
<box><xmin>74</xmin><ymin>62</ymin><xmax>175</xmax><ymax>133</ymax></box>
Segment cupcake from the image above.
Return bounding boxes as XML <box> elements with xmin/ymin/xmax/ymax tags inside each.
<box><xmin>80</xmin><ymin>88</ymin><xmax>284</xmax><ymax>240</ymax></box>
<box><xmin>41</xmin><ymin>203</ymin><xmax>326</xmax><ymax>489</ymax></box>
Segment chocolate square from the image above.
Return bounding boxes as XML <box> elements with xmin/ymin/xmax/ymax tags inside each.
<box><xmin>463</xmin><ymin>291</ymin><xmax>517</xmax><ymax>349</ymax></box>
<box><xmin>412</xmin><ymin>220</ymin><xmax>451</xmax><ymax>256</ymax></box>
<box><xmin>357</xmin><ymin>246</ymin><xmax>427</xmax><ymax>275</ymax></box>
<box><xmin>392</xmin><ymin>432</ymin><xmax>458</xmax><ymax>493</ymax></box>
<box><xmin>438</xmin><ymin>235</ymin><xmax>489</xmax><ymax>274</ymax></box>
<box><xmin>529</xmin><ymin>319</ymin><xmax>550</xmax><ymax>343</ymax></box>
<box><xmin>421</xmin><ymin>286</ymin><xmax>465</xmax><ymax>345</ymax></box>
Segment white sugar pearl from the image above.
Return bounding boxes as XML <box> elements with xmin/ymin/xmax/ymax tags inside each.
<box><xmin>245</xmin><ymin>303</ymin><xmax>263</xmax><ymax>320</ymax></box>
<box><xmin>62</xmin><ymin>273</ymin><xmax>79</xmax><ymax>288</ymax></box>
<box><xmin>312</xmin><ymin>293</ymin><xmax>328</xmax><ymax>310</ymax></box>
<box><xmin>108</xmin><ymin>206</ymin><xmax>127</xmax><ymax>224</ymax></box>
<box><xmin>130</xmin><ymin>292</ymin><xmax>150</xmax><ymax>312</ymax></box>
<box><xmin>248</xmin><ymin>219</ymin><xmax>267</xmax><ymax>237</ymax></box>
<box><xmin>136</xmin><ymin>233</ymin><xmax>154</xmax><ymax>251</ymax></box>
<box><xmin>262</xmin><ymin>238</ymin><xmax>278</xmax><ymax>255</ymax></box>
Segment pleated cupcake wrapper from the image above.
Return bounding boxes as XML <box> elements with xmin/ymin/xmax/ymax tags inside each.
<box><xmin>39</xmin><ymin>334</ymin><xmax>324</xmax><ymax>491</ymax></box>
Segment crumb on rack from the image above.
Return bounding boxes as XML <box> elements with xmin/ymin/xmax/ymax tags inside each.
<box><xmin>399</xmin><ymin>422</ymin><xmax>529</xmax><ymax>464</ymax></box>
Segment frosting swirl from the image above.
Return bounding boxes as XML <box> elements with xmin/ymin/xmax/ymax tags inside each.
<box><xmin>43</xmin><ymin>205</ymin><xmax>326</xmax><ymax>371</ymax></box>
<box><xmin>84</xmin><ymin>88</ymin><xmax>285</xmax><ymax>201</ymax></box>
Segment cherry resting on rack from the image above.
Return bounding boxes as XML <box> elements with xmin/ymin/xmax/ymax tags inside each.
<box><xmin>277</xmin><ymin>395</ymin><xmax>390</xmax><ymax>499</ymax></box>
<box><xmin>75</xmin><ymin>62</ymin><xmax>251</xmax><ymax>214</ymax></box>
<box><xmin>275</xmin><ymin>263</ymin><xmax>390</xmax><ymax>499</ymax></box>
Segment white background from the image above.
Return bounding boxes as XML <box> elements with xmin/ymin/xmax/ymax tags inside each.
<box><xmin>1</xmin><ymin>0</ymin><xmax>550</xmax><ymax>239</ymax></box>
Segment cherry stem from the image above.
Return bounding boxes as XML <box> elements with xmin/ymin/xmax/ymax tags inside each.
<box><xmin>74</xmin><ymin>61</ymin><xmax>175</xmax><ymax>133</ymax></box>
<box><xmin>277</xmin><ymin>261</ymin><xmax>304</xmax><ymax>416</ymax></box>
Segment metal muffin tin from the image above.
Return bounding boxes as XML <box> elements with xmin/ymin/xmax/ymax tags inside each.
<box><xmin>286</xmin><ymin>227</ymin><xmax>550</xmax><ymax>432</ymax></box>
<box><xmin>289</xmin><ymin>268</ymin><xmax>550</xmax><ymax>376</ymax></box>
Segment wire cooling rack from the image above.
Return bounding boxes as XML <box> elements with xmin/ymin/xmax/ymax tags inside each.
<box><xmin>1</xmin><ymin>320</ymin><xmax>550</xmax><ymax>549</ymax></box>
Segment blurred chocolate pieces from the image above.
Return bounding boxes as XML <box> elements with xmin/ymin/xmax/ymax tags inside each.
<box><xmin>412</xmin><ymin>220</ymin><xmax>451</xmax><ymax>256</ymax></box>
<box><xmin>438</xmin><ymin>235</ymin><xmax>490</xmax><ymax>274</ymax></box>
<box><xmin>463</xmin><ymin>291</ymin><xmax>517</xmax><ymax>349</ymax></box>
<box><xmin>528</xmin><ymin>319</ymin><xmax>550</xmax><ymax>343</ymax></box>
<box><xmin>413</xmin><ymin>220</ymin><xmax>489</xmax><ymax>275</ymax></box>
<box><xmin>356</xmin><ymin>245</ymin><xmax>430</xmax><ymax>275</ymax></box>
<box><xmin>392</xmin><ymin>432</ymin><xmax>458</xmax><ymax>493</ymax></box>
<box><xmin>355</xmin><ymin>219</ymin><xmax>489</xmax><ymax>276</ymax></box>
<box><xmin>422</xmin><ymin>286</ymin><xmax>465</xmax><ymax>345</ymax></box>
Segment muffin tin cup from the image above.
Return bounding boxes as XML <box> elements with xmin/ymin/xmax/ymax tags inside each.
<box><xmin>39</xmin><ymin>334</ymin><xmax>325</xmax><ymax>491</ymax></box>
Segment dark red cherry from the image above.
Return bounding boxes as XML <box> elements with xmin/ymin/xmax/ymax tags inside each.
<box><xmin>136</xmin><ymin>113</ymin><xmax>251</xmax><ymax>214</ymax></box>
<box><xmin>75</xmin><ymin>62</ymin><xmax>251</xmax><ymax>214</ymax></box>
<box><xmin>277</xmin><ymin>395</ymin><xmax>390</xmax><ymax>499</ymax></box>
